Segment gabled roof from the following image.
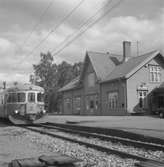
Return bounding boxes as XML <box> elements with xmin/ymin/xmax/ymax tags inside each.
<box><xmin>58</xmin><ymin>76</ymin><xmax>80</xmax><ymax>92</ymax></box>
<box><xmin>87</xmin><ymin>51</ymin><xmax>122</xmax><ymax>80</ymax></box>
<box><xmin>103</xmin><ymin>50</ymin><xmax>160</xmax><ymax>82</ymax></box>
<box><xmin>59</xmin><ymin>49</ymin><xmax>163</xmax><ymax>92</ymax></box>
<box><xmin>80</xmin><ymin>51</ymin><xmax>122</xmax><ymax>82</ymax></box>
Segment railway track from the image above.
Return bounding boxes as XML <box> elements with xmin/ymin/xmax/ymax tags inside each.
<box><xmin>36</xmin><ymin>123</ymin><xmax>164</xmax><ymax>152</ymax></box>
<box><xmin>22</xmin><ymin>123</ymin><xmax>164</xmax><ymax>164</ymax></box>
<box><xmin>45</xmin><ymin>122</ymin><xmax>164</xmax><ymax>145</ymax></box>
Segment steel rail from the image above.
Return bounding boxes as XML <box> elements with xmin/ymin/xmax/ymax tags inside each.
<box><xmin>23</xmin><ymin>125</ymin><xmax>164</xmax><ymax>163</ymax></box>
<box><xmin>43</xmin><ymin>122</ymin><xmax>164</xmax><ymax>145</ymax></box>
<box><xmin>36</xmin><ymin>123</ymin><xmax>164</xmax><ymax>152</ymax></box>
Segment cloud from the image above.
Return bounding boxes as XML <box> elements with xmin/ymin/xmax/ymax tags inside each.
<box><xmin>0</xmin><ymin>0</ymin><xmax>163</xmax><ymax>83</ymax></box>
<box><xmin>0</xmin><ymin>73</ymin><xmax>29</xmax><ymax>84</ymax></box>
<box><xmin>0</xmin><ymin>38</ymin><xmax>15</xmax><ymax>54</ymax></box>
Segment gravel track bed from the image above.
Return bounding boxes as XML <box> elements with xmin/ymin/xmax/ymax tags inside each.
<box><xmin>33</xmin><ymin>127</ymin><xmax>164</xmax><ymax>161</ymax></box>
<box><xmin>23</xmin><ymin>128</ymin><xmax>138</xmax><ymax>167</ymax></box>
<box><xmin>55</xmin><ymin>130</ymin><xmax>164</xmax><ymax>160</ymax></box>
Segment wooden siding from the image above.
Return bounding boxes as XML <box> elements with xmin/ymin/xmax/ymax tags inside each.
<box><xmin>62</xmin><ymin>88</ymin><xmax>83</xmax><ymax>115</ymax></box>
<box><xmin>100</xmin><ymin>80</ymin><xmax>127</xmax><ymax>115</ymax></box>
<box><xmin>82</xmin><ymin>58</ymin><xmax>101</xmax><ymax>115</ymax></box>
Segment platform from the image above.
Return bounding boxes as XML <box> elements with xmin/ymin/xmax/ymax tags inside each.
<box><xmin>36</xmin><ymin>115</ymin><xmax>164</xmax><ymax>140</ymax></box>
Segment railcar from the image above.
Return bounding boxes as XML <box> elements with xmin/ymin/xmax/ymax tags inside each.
<box><xmin>0</xmin><ymin>83</ymin><xmax>46</xmax><ymax>124</ymax></box>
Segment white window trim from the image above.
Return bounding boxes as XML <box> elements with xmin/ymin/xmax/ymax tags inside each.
<box><xmin>107</xmin><ymin>91</ymin><xmax>118</xmax><ymax>109</ymax></box>
<box><xmin>149</xmin><ymin>65</ymin><xmax>161</xmax><ymax>83</ymax></box>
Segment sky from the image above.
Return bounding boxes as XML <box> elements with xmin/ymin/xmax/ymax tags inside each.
<box><xmin>0</xmin><ymin>0</ymin><xmax>164</xmax><ymax>83</ymax></box>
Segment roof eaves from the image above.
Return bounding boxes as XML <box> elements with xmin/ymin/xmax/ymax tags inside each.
<box><xmin>79</xmin><ymin>51</ymin><xmax>88</xmax><ymax>82</ymax></box>
<box><xmin>100</xmin><ymin>76</ymin><xmax>126</xmax><ymax>84</ymax></box>
<box><xmin>59</xmin><ymin>85</ymin><xmax>81</xmax><ymax>92</ymax></box>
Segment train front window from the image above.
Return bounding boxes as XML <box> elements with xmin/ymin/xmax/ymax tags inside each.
<box><xmin>17</xmin><ymin>93</ymin><xmax>25</xmax><ymax>102</ymax></box>
<box><xmin>28</xmin><ymin>92</ymin><xmax>35</xmax><ymax>102</ymax></box>
<box><xmin>7</xmin><ymin>93</ymin><xmax>17</xmax><ymax>103</ymax></box>
<box><xmin>37</xmin><ymin>93</ymin><xmax>44</xmax><ymax>102</ymax></box>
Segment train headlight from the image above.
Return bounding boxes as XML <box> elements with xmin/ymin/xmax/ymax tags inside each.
<box><xmin>42</xmin><ymin>109</ymin><xmax>46</xmax><ymax>114</ymax></box>
<box><xmin>14</xmin><ymin>110</ymin><xmax>19</xmax><ymax>114</ymax></box>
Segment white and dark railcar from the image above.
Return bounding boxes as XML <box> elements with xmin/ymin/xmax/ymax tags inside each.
<box><xmin>0</xmin><ymin>83</ymin><xmax>46</xmax><ymax>124</ymax></box>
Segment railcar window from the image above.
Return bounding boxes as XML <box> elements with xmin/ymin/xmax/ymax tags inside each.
<box><xmin>7</xmin><ymin>93</ymin><xmax>17</xmax><ymax>103</ymax></box>
<box><xmin>28</xmin><ymin>93</ymin><xmax>35</xmax><ymax>102</ymax></box>
<box><xmin>17</xmin><ymin>93</ymin><xmax>25</xmax><ymax>102</ymax></box>
<box><xmin>37</xmin><ymin>93</ymin><xmax>44</xmax><ymax>102</ymax></box>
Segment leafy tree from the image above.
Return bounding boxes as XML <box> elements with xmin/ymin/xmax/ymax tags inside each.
<box><xmin>33</xmin><ymin>52</ymin><xmax>57</xmax><ymax>111</ymax></box>
<box><xmin>32</xmin><ymin>52</ymin><xmax>83</xmax><ymax>113</ymax></box>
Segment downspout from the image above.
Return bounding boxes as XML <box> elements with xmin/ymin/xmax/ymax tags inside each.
<box><xmin>99</xmin><ymin>80</ymin><xmax>102</xmax><ymax>116</ymax></box>
<box><xmin>125</xmin><ymin>79</ymin><xmax>128</xmax><ymax>114</ymax></box>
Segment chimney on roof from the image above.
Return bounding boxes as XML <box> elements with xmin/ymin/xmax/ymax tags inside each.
<box><xmin>122</xmin><ymin>41</ymin><xmax>131</xmax><ymax>63</ymax></box>
<box><xmin>3</xmin><ymin>81</ymin><xmax>6</xmax><ymax>89</ymax></box>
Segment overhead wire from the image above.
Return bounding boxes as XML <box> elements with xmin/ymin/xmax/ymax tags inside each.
<box><xmin>49</xmin><ymin>0</ymin><xmax>113</xmax><ymax>54</ymax></box>
<box><xmin>26</xmin><ymin>0</ymin><xmax>85</xmax><ymax>58</ymax></box>
<box><xmin>14</xmin><ymin>0</ymin><xmax>54</xmax><ymax>70</ymax></box>
<box><xmin>19</xmin><ymin>0</ymin><xmax>54</xmax><ymax>50</ymax></box>
<box><xmin>16</xmin><ymin>0</ymin><xmax>123</xmax><ymax>76</ymax></box>
<box><xmin>51</xmin><ymin>0</ymin><xmax>123</xmax><ymax>57</ymax></box>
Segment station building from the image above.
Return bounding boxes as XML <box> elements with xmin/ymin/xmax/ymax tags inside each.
<box><xmin>59</xmin><ymin>41</ymin><xmax>164</xmax><ymax>115</ymax></box>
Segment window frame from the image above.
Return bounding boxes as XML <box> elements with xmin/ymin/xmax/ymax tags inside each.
<box><xmin>74</xmin><ymin>96</ymin><xmax>81</xmax><ymax>110</ymax></box>
<box><xmin>64</xmin><ymin>98</ymin><xmax>72</xmax><ymax>110</ymax></box>
<box><xmin>17</xmin><ymin>92</ymin><xmax>26</xmax><ymax>102</ymax></box>
<box><xmin>37</xmin><ymin>92</ymin><xmax>44</xmax><ymax>103</ymax></box>
<box><xmin>7</xmin><ymin>92</ymin><xmax>26</xmax><ymax>103</ymax></box>
<box><xmin>149</xmin><ymin>65</ymin><xmax>161</xmax><ymax>83</ymax></box>
<box><xmin>28</xmin><ymin>92</ymin><xmax>36</xmax><ymax>103</ymax></box>
<box><xmin>107</xmin><ymin>91</ymin><xmax>119</xmax><ymax>109</ymax></box>
<box><xmin>87</xmin><ymin>72</ymin><xmax>95</xmax><ymax>87</ymax></box>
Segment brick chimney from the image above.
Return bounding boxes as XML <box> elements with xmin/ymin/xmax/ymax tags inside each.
<box><xmin>122</xmin><ymin>41</ymin><xmax>131</xmax><ymax>63</ymax></box>
<box><xmin>3</xmin><ymin>81</ymin><xmax>6</xmax><ymax>89</ymax></box>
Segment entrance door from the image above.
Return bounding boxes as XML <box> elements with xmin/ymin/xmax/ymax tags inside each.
<box><xmin>138</xmin><ymin>90</ymin><xmax>147</xmax><ymax>108</ymax></box>
<box><xmin>85</xmin><ymin>94</ymin><xmax>98</xmax><ymax>115</ymax></box>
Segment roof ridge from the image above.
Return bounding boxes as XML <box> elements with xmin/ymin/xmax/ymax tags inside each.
<box><xmin>87</xmin><ymin>50</ymin><xmax>109</xmax><ymax>55</ymax></box>
<box><xmin>129</xmin><ymin>50</ymin><xmax>159</xmax><ymax>60</ymax></box>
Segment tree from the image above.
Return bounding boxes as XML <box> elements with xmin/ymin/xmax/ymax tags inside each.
<box><xmin>33</xmin><ymin>52</ymin><xmax>58</xmax><ymax>111</ymax></box>
<box><xmin>32</xmin><ymin>51</ymin><xmax>83</xmax><ymax>113</ymax></box>
<box><xmin>33</xmin><ymin>52</ymin><xmax>57</xmax><ymax>89</ymax></box>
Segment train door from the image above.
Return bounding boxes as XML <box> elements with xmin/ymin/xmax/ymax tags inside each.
<box><xmin>26</xmin><ymin>92</ymin><xmax>37</xmax><ymax>114</ymax></box>
<box><xmin>0</xmin><ymin>93</ymin><xmax>7</xmax><ymax>118</ymax></box>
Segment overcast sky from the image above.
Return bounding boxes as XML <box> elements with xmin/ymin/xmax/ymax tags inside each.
<box><xmin>0</xmin><ymin>0</ymin><xmax>164</xmax><ymax>83</ymax></box>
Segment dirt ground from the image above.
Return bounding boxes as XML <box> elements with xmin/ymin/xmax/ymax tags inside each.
<box><xmin>37</xmin><ymin>115</ymin><xmax>164</xmax><ymax>139</ymax></box>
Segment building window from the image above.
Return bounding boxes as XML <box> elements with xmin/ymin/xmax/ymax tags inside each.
<box><xmin>108</xmin><ymin>92</ymin><xmax>118</xmax><ymax>109</ymax></box>
<box><xmin>149</xmin><ymin>65</ymin><xmax>161</xmax><ymax>83</ymax></box>
<box><xmin>86</xmin><ymin>94</ymin><xmax>98</xmax><ymax>111</ymax></box>
<box><xmin>65</xmin><ymin>98</ymin><xmax>71</xmax><ymax>109</ymax></box>
<box><xmin>74</xmin><ymin>97</ymin><xmax>81</xmax><ymax>110</ymax></box>
<box><xmin>88</xmin><ymin>73</ymin><xmax>95</xmax><ymax>87</ymax></box>
<box><xmin>90</xmin><ymin>100</ymin><xmax>94</xmax><ymax>109</ymax></box>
